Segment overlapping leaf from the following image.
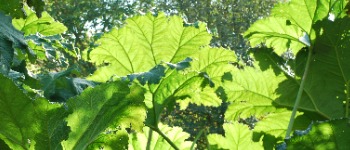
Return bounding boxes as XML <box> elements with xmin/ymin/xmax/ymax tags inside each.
<box><xmin>0</xmin><ymin>12</ymin><xmax>29</xmax><ymax>75</ymax></box>
<box><xmin>88</xmin><ymin>13</ymin><xmax>236</xmax><ymax>126</ymax></box>
<box><xmin>144</xmin><ymin>47</ymin><xmax>235</xmax><ymax>125</ymax></box>
<box><xmin>0</xmin><ymin>74</ymin><xmax>69</xmax><ymax>150</ymax></box>
<box><xmin>39</xmin><ymin>66</ymin><xmax>96</xmax><ymax>102</ymax></box>
<box><xmin>254</xmin><ymin>111</ymin><xmax>305</xmax><ymax>140</ymax></box>
<box><xmin>61</xmin><ymin>81</ymin><xmax>146</xmax><ymax>150</ymax></box>
<box><xmin>129</xmin><ymin>123</ymin><xmax>193</xmax><ymax>150</ymax></box>
<box><xmin>11</xmin><ymin>4</ymin><xmax>71</xmax><ymax>69</ymax></box>
<box><xmin>244</xmin><ymin>0</ymin><xmax>346</xmax><ymax>55</ymax></box>
<box><xmin>287</xmin><ymin>118</ymin><xmax>350</xmax><ymax>149</ymax></box>
<box><xmin>207</xmin><ymin>122</ymin><xmax>263</xmax><ymax>150</ymax></box>
<box><xmin>12</xmin><ymin>5</ymin><xmax>67</xmax><ymax>36</ymax></box>
<box><xmin>275</xmin><ymin>18</ymin><xmax>350</xmax><ymax>119</ymax></box>
<box><xmin>223</xmin><ymin>49</ymin><xmax>293</xmax><ymax>122</ymax></box>
<box><xmin>244</xmin><ymin>17</ymin><xmax>304</xmax><ymax>55</ymax></box>
<box><xmin>87</xmin><ymin>129</ymin><xmax>129</xmax><ymax>150</ymax></box>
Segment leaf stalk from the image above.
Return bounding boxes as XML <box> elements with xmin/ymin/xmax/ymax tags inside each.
<box><xmin>285</xmin><ymin>46</ymin><xmax>313</xmax><ymax>139</ymax></box>
<box><xmin>148</xmin><ymin>125</ymin><xmax>180</xmax><ymax>150</ymax></box>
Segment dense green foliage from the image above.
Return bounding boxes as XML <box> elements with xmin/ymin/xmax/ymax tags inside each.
<box><xmin>1</xmin><ymin>0</ymin><xmax>350</xmax><ymax>150</ymax></box>
<box><xmin>45</xmin><ymin>0</ymin><xmax>276</xmax><ymax>54</ymax></box>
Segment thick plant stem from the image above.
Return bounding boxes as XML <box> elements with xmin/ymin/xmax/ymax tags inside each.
<box><xmin>285</xmin><ymin>47</ymin><xmax>313</xmax><ymax>139</ymax></box>
<box><xmin>148</xmin><ymin>125</ymin><xmax>180</xmax><ymax>150</ymax></box>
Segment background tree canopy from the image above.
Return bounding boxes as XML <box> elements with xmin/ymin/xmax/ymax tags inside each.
<box><xmin>45</xmin><ymin>0</ymin><xmax>276</xmax><ymax>59</ymax></box>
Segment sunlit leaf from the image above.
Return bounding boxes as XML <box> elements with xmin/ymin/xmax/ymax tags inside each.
<box><xmin>87</xmin><ymin>129</ymin><xmax>129</xmax><ymax>150</ymax></box>
<box><xmin>129</xmin><ymin>123</ymin><xmax>193</xmax><ymax>150</ymax></box>
<box><xmin>244</xmin><ymin>0</ymin><xmax>347</xmax><ymax>55</ymax></box>
<box><xmin>88</xmin><ymin>12</ymin><xmax>211</xmax><ymax>82</ymax></box>
<box><xmin>12</xmin><ymin>4</ymin><xmax>67</xmax><ymax>36</ymax></box>
<box><xmin>207</xmin><ymin>122</ymin><xmax>263</xmax><ymax>150</ymax></box>
<box><xmin>61</xmin><ymin>81</ymin><xmax>146</xmax><ymax>150</ymax></box>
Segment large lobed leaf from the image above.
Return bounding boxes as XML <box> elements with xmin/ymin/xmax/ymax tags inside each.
<box><xmin>61</xmin><ymin>81</ymin><xmax>146</xmax><ymax>150</ymax></box>
<box><xmin>88</xmin><ymin>13</ymin><xmax>237</xmax><ymax>125</ymax></box>
<box><xmin>88</xmin><ymin>12</ymin><xmax>211</xmax><ymax>82</ymax></box>
<box><xmin>0</xmin><ymin>73</ymin><xmax>69</xmax><ymax>150</ymax></box>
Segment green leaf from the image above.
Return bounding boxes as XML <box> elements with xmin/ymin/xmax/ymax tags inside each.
<box><xmin>61</xmin><ymin>81</ymin><xmax>146</xmax><ymax>150</ymax></box>
<box><xmin>0</xmin><ymin>73</ymin><xmax>69</xmax><ymax>150</ymax></box>
<box><xmin>254</xmin><ymin>111</ymin><xmax>303</xmax><ymax>140</ymax></box>
<box><xmin>88</xmin><ymin>12</ymin><xmax>211</xmax><ymax>82</ymax></box>
<box><xmin>222</xmin><ymin>53</ymin><xmax>287</xmax><ymax>121</ymax></box>
<box><xmin>0</xmin><ymin>0</ymin><xmax>24</xmax><ymax>18</ymax></box>
<box><xmin>129</xmin><ymin>123</ymin><xmax>193</xmax><ymax>150</ymax></box>
<box><xmin>244</xmin><ymin>0</ymin><xmax>346</xmax><ymax>55</ymax></box>
<box><xmin>144</xmin><ymin>47</ymin><xmax>235</xmax><ymax>125</ymax></box>
<box><xmin>244</xmin><ymin>17</ymin><xmax>305</xmax><ymax>55</ymax></box>
<box><xmin>26</xmin><ymin>34</ymin><xmax>77</xmax><ymax>61</ymax></box>
<box><xmin>227</xmin><ymin>35</ymin><xmax>348</xmax><ymax>122</ymax></box>
<box><xmin>0</xmin><ymin>12</ymin><xmax>29</xmax><ymax>75</ymax></box>
<box><xmin>88</xmin><ymin>13</ymin><xmax>236</xmax><ymax>126</ymax></box>
<box><xmin>287</xmin><ymin>118</ymin><xmax>350</xmax><ymax>149</ymax></box>
<box><xmin>207</xmin><ymin>122</ymin><xmax>263</xmax><ymax>150</ymax></box>
<box><xmin>39</xmin><ymin>66</ymin><xmax>96</xmax><ymax>102</ymax></box>
<box><xmin>87</xmin><ymin>129</ymin><xmax>129</xmax><ymax>150</ymax></box>
<box><xmin>12</xmin><ymin>4</ymin><xmax>67</xmax><ymax>36</ymax></box>
<box><xmin>33</xmin><ymin>98</ymin><xmax>70</xmax><ymax>150</ymax></box>
<box><xmin>275</xmin><ymin>18</ymin><xmax>350</xmax><ymax>119</ymax></box>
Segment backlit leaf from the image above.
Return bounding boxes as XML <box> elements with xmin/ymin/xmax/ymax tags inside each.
<box><xmin>129</xmin><ymin>123</ymin><xmax>193</xmax><ymax>150</ymax></box>
<box><xmin>61</xmin><ymin>81</ymin><xmax>146</xmax><ymax>150</ymax></box>
<box><xmin>12</xmin><ymin>4</ymin><xmax>67</xmax><ymax>36</ymax></box>
<box><xmin>88</xmin><ymin>12</ymin><xmax>211</xmax><ymax>82</ymax></box>
<box><xmin>207</xmin><ymin>122</ymin><xmax>263</xmax><ymax>150</ymax></box>
<box><xmin>244</xmin><ymin>0</ymin><xmax>346</xmax><ymax>55</ymax></box>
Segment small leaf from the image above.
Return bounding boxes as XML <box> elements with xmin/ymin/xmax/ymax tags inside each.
<box><xmin>12</xmin><ymin>4</ymin><xmax>67</xmax><ymax>36</ymax></box>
